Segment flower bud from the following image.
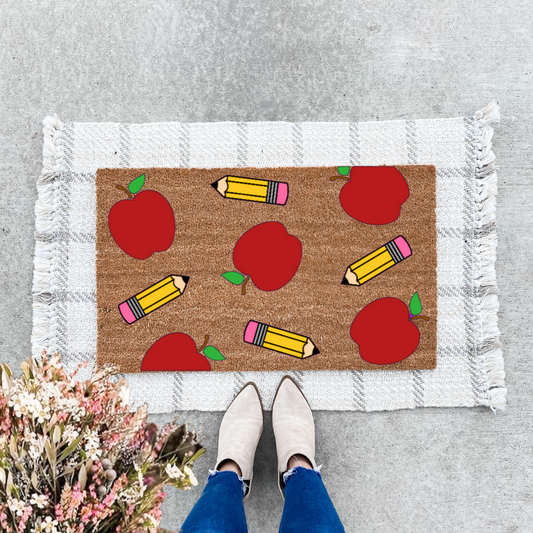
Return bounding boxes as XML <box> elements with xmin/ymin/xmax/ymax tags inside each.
<box><xmin>105</xmin><ymin>469</ymin><xmax>117</xmax><ymax>482</ymax></box>
<box><xmin>96</xmin><ymin>485</ymin><xmax>107</xmax><ymax>498</ymax></box>
<box><xmin>101</xmin><ymin>459</ymin><xmax>112</xmax><ymax>470</ymax></box>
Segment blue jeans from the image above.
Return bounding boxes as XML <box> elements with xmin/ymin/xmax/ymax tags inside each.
<box><xmin>180</xmin><ymin>467</ymin><xmax>345</xmax><ymax>533</ymax></box>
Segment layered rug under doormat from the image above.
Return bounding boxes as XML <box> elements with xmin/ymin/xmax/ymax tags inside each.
<box><xmin>32</xmin><ymin>102</ymin><xmax>506</xmax><ymax>412</ymax></box>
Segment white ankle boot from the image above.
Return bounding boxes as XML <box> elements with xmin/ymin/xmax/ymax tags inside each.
<box><xmin>214</xmin><ymin>382</ymin><xmax>264</xmax><ymax>500</ymax></box>
<box><xmin>272</xmin><ymin>376</ymin><xmax>317</xmax><ymax>496</ymax></box>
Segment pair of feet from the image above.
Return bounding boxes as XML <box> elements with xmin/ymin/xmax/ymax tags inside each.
<box><xmin>215</xmin><ymin>376</ymin><xmax>316</xmax><ymax>500</ymax></box>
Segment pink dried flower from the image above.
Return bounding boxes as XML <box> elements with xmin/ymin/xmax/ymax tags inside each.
<box><xmin>54</xmin><ymin>503</ymin><xmax>64</xmax><ymax>522</ymax></box>
<box><xmin>0</xmin><ymin>353</ymin><xmax>204</xmax><ymax>533</ymax></box>
<box><xmin>1</xmin><ymin>509</ymin><xmax>12</xmax><ymax>531</ymax></box>
<box><xmin>16</xmin><ymin>506</ymin><xmax>32</xmax><ymax>533</ymax></box>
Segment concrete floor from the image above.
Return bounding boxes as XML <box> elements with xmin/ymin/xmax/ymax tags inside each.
<box><xmin>0</xmin><ymin>1</ymin><xmax>531</xmax><ymax>531</ymax></box>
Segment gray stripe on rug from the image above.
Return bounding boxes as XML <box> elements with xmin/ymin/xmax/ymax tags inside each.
<box><xmin>52</xmin><ymin>301</ymin><xmax>69</xmax><ymax>357</ymax></box>
<box><xmin>51</xmin><ymin>291</ymin><xmax>96</xmax><ymax>303</ymax></box>
<box><xmin>69</xmin><ymin>171</ymin><xmax>97</xmax><ymax>183</ymax></box>
<box><xmin>438</xmin><ymin>345</ymin><xmax>469</xmax><ymax>358</ymax></box>
<box><xmin>352</xmin><ymin>370</ymin><xmax>365</xmax><ymax>410</ymax></box>
<box><xmin>62</xmin><ymin>123</ymin><xmax>75</xmax><ymax>171</ymax></box>
<box><xmin>437</xmin><ymin>227</ymin><xmax>464</xmax><ymax>238</ymax></box>
<box><xmin>173</xmin><ymin>372</ymin><xmax>184</xmax><ymax>411</ymax></box>
<box><xmin>406</xmin><ymin>120</ymin><xmax>418</xmax><ymax>164</ymax></box>
<box><xmin>349</xmin><ymin>123</ymin><xmax>360</xmax><ymax>166</ymax></box>
<box><xmin>412</xmin><ymin>370</ymin><xmax>424</xmax><ymax>407</ymax></box>
<box><xmin>290</xmin><ymin>370</ymin><xmax>305</xmax><ymax>390</ymax></box>
<box><xmin>437</xmin><ymin>285</ymin><xmax>496</xmax><ymax>299</ymax></box>
<box><xmin>292</xmin><ymin>123</ymin><xmax>303</xmax><ymax>166</ymax></box>
<box><xmin>35</xmin><ymin>231</ymin><xmax>96</xmax><ymax>244</ymax></box>
<box><xmin>233</xmin><ymin>372</ymin><xmax>247</xmax><ymax>394</ymax></box>
<box><xmin>119</xmin><ymin>124</ymin><xmax>131</xmax><ymax>168</ymax></box>
<box><xmin>237</xmin><ymin>122</ymin><xmax>248</xmax><ymax>167</ymax></box>
<box><xmin>179</xmin><ymin>123</ymin><xmax>190</xmax><ymax>168</ymax></box>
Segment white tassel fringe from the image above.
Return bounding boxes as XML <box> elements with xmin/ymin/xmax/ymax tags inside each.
<box><xmin>472</xmin><ymin>101</ymin><xmax>507</xmax><ymax>411</ymax></box>
<box><xmin>31</xmin><ymin>116</ymin><xmax>65</xmax><ymax>357</ymax></box>
<box><xmin>42</xmin><ymin>115</ymin><xmax>64</xmax><ymax>173</ymax></box>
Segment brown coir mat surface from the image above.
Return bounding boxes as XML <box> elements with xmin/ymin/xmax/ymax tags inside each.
<box><xmin>96</xmin><ymin>166</ymin><xmax>437</xmax><ymax>373</ymax></box>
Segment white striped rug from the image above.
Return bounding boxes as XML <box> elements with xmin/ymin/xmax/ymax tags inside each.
<box><xmin>32</xmin><ymin>102</ymin><xmax>506</xmax><ymax>413</ymax></box>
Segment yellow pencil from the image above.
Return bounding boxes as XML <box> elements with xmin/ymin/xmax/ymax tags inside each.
<box><xmin>244</xmin><ymin>320</ymin><xmax>319</xmax><ymax>359</ymax></box>
<box><xmin>118</xmin><ymin>275</ymin><xmax>189</xmax><ymax>324</ymax></box>
<box><xmin>211</xmin><ymin>175</ymin><xmax>289</xmax><ymax>205</ymax></box>
<box><xmin>342</xmin><ymin>236</ymin><xmax>412</xmax><ymax>286</ymax></box>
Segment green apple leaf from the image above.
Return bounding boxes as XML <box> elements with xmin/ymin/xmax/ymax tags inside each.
<box><xmin>221</xmin><ymin>272</ymin><xmax>245</xmax><ymax>285</ymax></box>
<box><xmin>203</xmin><ymin>346</ymin><xmax>225</xmax><ymax>361</ymax></box>
<box><xmin>128</xmin><ymin>173</ymin><xmax>145</xmax><ymax>194</ymax></box>
<box><xmin>337</xmin><ymin>166</ymin><xmax>350</xmax><ymax>176</ymax></box>
<box><xmin>410</xmin><ymin>292</ymin><xmax>422</xmax><ymax>316</ymax></box>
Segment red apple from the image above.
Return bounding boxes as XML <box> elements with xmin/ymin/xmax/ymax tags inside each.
<box><xmin>141</xmin><ymin>333</ymin><xmax>211</xmax><ymax>371</ymax></box>
<box><xmin>337</xmin><ymin>166</ymin><xmax>409</xmax><ymax>225</ymax></box>
<box><xmin>350</xmin><ymin>297</ymin><xmax>421</xmax><ymax>364</ymax></box>
<box><xmin>108</xmin><ymin>175</ymin><xmax>175</xmax><ymax>260</ymax></box>
<box><xmin>232</xmin><ymin>221</ymin><xmax>302</xmax><ymax>291</ymax></box>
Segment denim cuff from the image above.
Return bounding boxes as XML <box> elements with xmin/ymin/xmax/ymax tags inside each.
<box><xmin>208</xmin><ymin>469</ymin><xmax>249</xmax><ymax>498</ymax></box>
<box><xmin>282</xmin><ymin>464</ymin><xmax>323</xmax><ymax>485</ymax></box>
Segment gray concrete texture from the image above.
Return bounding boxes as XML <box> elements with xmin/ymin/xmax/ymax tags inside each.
<box><xmin>0</xmin><ymin>0</ymin><xmax>531</xmax><ymax>531</ymax></box>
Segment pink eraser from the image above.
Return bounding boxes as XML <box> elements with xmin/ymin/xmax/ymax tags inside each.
<box><xmin>394</xmin><ymin>236</ymin><xmax>412</xmax><ymax>259</ymax></box>
<box><xmin>276</xmin><ymin>183</ymin><xmax>288</xmax><ymax>205</ymax></box>
<box><xmin>244</xmin><ymin>320</ymin><xmax>258</xmax><ymax>343</ymax></box>
<box><xmin>119</xmin><ymin>301</ymin><xmax>136</xmax><ymax>324</ymax></box>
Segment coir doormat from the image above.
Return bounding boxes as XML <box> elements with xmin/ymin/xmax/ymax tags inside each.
<box><xmin>96</xmin><ymin>166</ymin><xmax>437</xmax><ymax>373</ymax></box>
<box><xmin>32</xmin><ymin>102</ymin><xmax>506</xmax><ymax>412</ymax></box>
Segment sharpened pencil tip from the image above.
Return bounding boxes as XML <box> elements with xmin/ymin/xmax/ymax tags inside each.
<box><xmin>341</xmin><ymin>276</ymin><xmax>349</xmax><ymax>285</ymax></box>
<box><xmin>182</xmin><ymin>276</ymin><xmax>190</xmax><ymax>284</ymax></box>
<box><xmin>210</xmin><ymin>181</ymin><xmax>218</xmax><ymax>190</ymax></box>
<box><xmin>312</xmin><ymin>346</ymin><xmax>320</xmax><ymax>356</ymax></box>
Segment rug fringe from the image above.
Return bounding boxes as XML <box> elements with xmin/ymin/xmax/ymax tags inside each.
<box><xmin>31</xmin><ymin>116</ymin><xmax>64</xmax><ymax>357</ymax></box>
<box><xmin>473</xmin><ymin>101</ymin><xmax>507</xmax><ymax>411</ymax></box>
<box><xmin>32</xmin><ymin>239</ymin><xmax>59</xmax><ymax>357</ymax></box>
<box><xmin>42</xmin><ymin>115</ymin><xmax>65</xmax><ymax>173</ymax></box>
